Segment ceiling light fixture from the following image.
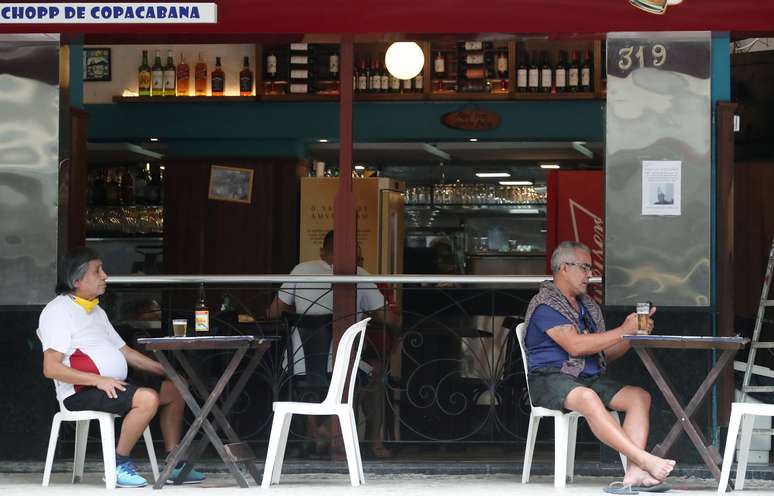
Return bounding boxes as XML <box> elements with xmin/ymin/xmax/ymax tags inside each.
<box><xmin>318</xmin><ymin>139</ymin><xmax>329</xmax><ymax>143</ymax></box>
<box><xmin>469</xmin><ymin>138</ymin><xmax>478</xmax><ymax>142</ymax></box>
<box><xmin>540</xmin><ymin>164</ymin><xmax>560</xmax><ymax>169</ymax></box>
<box><xmin>385</xmin><ymin>42</ymin><xmax>425</xmax><ymax>80</ymax></box>
<box><xmin>475</xmin><ymin>172</ymin><xmax>511</xmax><ymax>178</ymax></box>
<box><xmin>149</xmin><ymin>137</ymin><xmax>159</xmax><ymax>142</ymax></box>
<box><xmin>354</xmin><ymin>165</ymin><xmax>366</xmax><ymax>171</ymax></box>
<box><xmin>499</xmin><ymin>180</ymin><xmax>533</xmax><ymax>186</ymax></box>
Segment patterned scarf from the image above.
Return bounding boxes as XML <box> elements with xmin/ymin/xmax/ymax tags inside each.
<box><xmin>524</xmin><ymin>280</ymin><xmax>607</xmax><ymax>376</ymax></box>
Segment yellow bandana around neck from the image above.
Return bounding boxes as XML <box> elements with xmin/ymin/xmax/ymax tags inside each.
<box><xmin>72</xmin><ymin>295</ymin><xmax>99</xmax><ymax>313</ymax></box>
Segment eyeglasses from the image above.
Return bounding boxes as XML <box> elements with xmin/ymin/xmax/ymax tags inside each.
<box><xmin>564</xmin><ymin>262</ymin><xmax>593</xmax><ymax>273</ymax></box>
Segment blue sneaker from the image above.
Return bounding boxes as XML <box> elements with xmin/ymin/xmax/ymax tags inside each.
<box><xmin>166</xmin><ymin>463</ymin><xmax>206</xmax><ymax>484</ymax></box>
<box><xmin>115</xmin><ymin>460</ymin><xmax>148</xmax><ymax>488</ymax></box>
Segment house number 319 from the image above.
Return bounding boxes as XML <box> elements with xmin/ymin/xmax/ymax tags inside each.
<box><xmin>617</xmin><ymin>44</ymin><xmax>667</xmax><ymax>71</ymax></box>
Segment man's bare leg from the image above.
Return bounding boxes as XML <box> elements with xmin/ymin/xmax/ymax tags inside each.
<box><xmin>116</xmin><ymin>388</ymin><xmax>159</xmax><ymax>456</ymax></box>
<box><xmin>564</xmin><ymin>387</ymin><xmax>676</xmax><ymax>481</ymax></box>
<box><xmin>157</xmin><ymin>379</ymin><xmax>185</xmax><ymax>453</ymax></box>
<box><xmin>608</xmin><ymin>386</ymin><xmax>663</xmax><ymax>486</ymax></box>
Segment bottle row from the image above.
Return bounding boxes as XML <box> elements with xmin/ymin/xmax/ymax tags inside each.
<box><xmin>112</xmin><ymin>40</ymin><xmax>601</xmax><ymax>100</ymax></box>
<box><xmin>88</xmin><ymin>164</ymin><xmax>164</xmax><ymax>206</ymax></box>
<box><xmin>138</xmin><ymin>49</ymin><xmax>254</xmax><ymax>97</ymax></box>
<box><xmin>405</xmin><ymin>183</ymin><xmax>547</xmax><ymax>205</ymax></box>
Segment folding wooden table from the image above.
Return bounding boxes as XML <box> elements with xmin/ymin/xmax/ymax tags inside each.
<box><xmin>623</xmin><ymin>335</ymin><xmax>749</xmax><ymax>482</ymax></box>
<box><xmin>138</xmin><ymin>335</ymin><xmax>278</xmax><ymax>489</ymax></box>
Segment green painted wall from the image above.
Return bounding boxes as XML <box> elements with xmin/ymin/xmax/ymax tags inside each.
<box><xmin>85</xmin><ymin>99</ymin><xmax>605</xmax><ymax>158</ymax></box>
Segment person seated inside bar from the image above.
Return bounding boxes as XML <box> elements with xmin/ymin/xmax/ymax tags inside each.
<box><xmin>524</xmin><ymin>241</ymin><xmax>675</xmax><ymax>493</ymax></box>
<box><xmin>38</xmin><ymin>247</ymin><xmax>205</xmax><ymax>488</ymax></box>
<box><xmin>267</xmin><ymin>230</ymin><xmax>398</xmax><ymax>458</ymax></box>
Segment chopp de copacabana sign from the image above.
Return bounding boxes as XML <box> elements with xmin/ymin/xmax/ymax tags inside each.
<box><xmin>0</xmin><ymin>3</ymin><xmax>217</xmax><ymax>23</ymax></box>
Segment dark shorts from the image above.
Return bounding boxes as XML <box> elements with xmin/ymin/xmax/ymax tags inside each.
<box><xmin>527</xmin><ymin>367</ymin><xmax>626</xmax><ymax>412</ymax></box>
<box><xmin>63</xmin><ymin>376</ymin><xmax>163</xmax><ymax>416</ymax></box>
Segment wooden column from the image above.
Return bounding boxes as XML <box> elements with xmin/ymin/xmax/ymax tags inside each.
<box><xmin>332</xmin><ymin>34</ymin><xmax>357</xmax><ymax>341</ymax></box>
<box><xmin>716</xmin><ymin>101</ymin><xmax>738</xmax><ymax>424</ymax></box>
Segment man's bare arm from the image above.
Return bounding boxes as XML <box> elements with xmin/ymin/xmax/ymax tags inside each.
<box><xmin>266</xmin><ymin>296</ymin><xmax>293</xmax><ymax>319</ymax></box>
<box><xmin>120</xmin><ymin>346</ymin><xmax>165</xmax><ymax>376</ymax></box>
<box><xmin>546</xmin><ymin>312</ymin><xmax>638</xmax><ymax>357</ymax></box>
<box><xmin>42</xmin><ymin>349</ymin><xmax>128</xmax><ymax>399</ymax></box>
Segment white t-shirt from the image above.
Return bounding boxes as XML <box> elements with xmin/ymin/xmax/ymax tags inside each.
<box><xmin>278</xmin><ymin>259</ymin><xmax>385</xmax><ymax>317</ymax></box>
<box><xmin>277</xmin><ymin>259</ymin><xmax>385</xmax><ymax>374</ymax></box>
<box><xmin>39</xmin><ymin>295</ymin><xmax>128</xmax><ymax>402</ymax></box>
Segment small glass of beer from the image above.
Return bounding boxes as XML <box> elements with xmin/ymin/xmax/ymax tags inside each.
<box><xmin>172</xmin><ymin>319</ymin><xmax>188</xmax><ymax>337</ymax></box>
<box><xmin>636</xmin><ymin>302</ymin><xmax>651</xmax><ymax>335</ymax></box>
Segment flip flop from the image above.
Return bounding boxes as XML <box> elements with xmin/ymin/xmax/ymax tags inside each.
<box><xmin>631</xmin><ymin>483</ymin><xmax>671</xmax><ymax>493</ymax></box>
<box><xmin>604</xmin><ymin>482</ymin><xmax>639</xmax><ymax>495</ymax></box>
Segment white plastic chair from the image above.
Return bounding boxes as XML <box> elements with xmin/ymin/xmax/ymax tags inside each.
<box><xmin>717</xmin><ymin>362</ymin><xmax>774</xmax><ymax>493</ymax></box>
<box><xmin>42</xmin><ymin>381</ymin><xmax>159</xmax><ymax>489</ymax></box>
<box><xmin>515</xmin><ymin>322</ymin><xmax>627</xmax><ymax>488</ymax></box>
<box><xmin>262</xmin><ymin>317</ymin><xmax>370</xmax><ymax>487</ymax></box>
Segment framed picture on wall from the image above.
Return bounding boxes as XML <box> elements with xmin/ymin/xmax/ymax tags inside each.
<box><xmin>83</xmin><ymin>48</ymin><xmax>112</xmax><ymax>81</ymax></box>
<box><xmin>208</xmin><ymin>165</ymin><xmax>254</xmax><ymax>204</ymax></box>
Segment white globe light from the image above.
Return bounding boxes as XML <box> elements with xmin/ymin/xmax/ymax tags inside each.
<box><xmin>385</xmin><ymin>42</ymin><xmax>424</xmax><ymax>80</ymax></box>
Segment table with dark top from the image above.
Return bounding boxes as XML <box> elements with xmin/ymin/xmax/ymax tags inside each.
<box><xmin>137</xmin><ymin>335</ymin><xmax>278</xmax><ymax>489</ymax></box>
<box><xmin>623</xmin><ymin>335</ymin><xmax>749</xmax><ymax>482</ymax></box>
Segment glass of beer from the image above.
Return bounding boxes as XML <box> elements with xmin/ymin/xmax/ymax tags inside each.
<box><xmin>636</xmin><ymin>302</ymin><xmax>651</xmax><ymax>335</ymax></box>
<box><xmin>172</xmin><ymin>319</ymin><xmax>188</xmax><ymax>337</ymax></box>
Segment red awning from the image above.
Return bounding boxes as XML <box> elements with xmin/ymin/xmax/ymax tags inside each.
<box><xmin>0</xmin><ymin>0</ymin><xmax>772</xmax><ymax>35</ymax></box>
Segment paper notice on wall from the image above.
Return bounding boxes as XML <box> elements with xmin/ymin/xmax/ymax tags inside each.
<box><xmin>641</xmin><ymin>160</ymin><xmax>681</xmax><ymax>216</ymax></box>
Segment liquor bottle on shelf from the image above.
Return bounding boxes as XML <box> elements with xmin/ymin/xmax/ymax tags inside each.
<box><xmin>266</xmin><ymin>49</ymin><xmax>278</xmax><ymax>79</ymax></box>
<box><xmin>329</xmin><ymin>50</ymin><xmax>340</xmax><ymax>92</ymax></box>
<box><xmin>92</xmin><ymin>169</ymin><xmax>106</xmax><ymax>206</ymax></box>
<box><xmin>581</xmin><ymin>48</ymin><xmax>593</xmax><ymax>92</ymax></box>
<box><xmin>370</xmin><ymin>59</ymin><xmax>381</xmax><ymax>93</ymax></box>
<box><xmin>194</xmin><ymin>53</ymin><xmax>207</xmax><ymax>96</ymax></box>
<box><xmin>138</xmin><ymin>50</ymin><xmax>151</xmax><ymax>97</ymax></box>
<box><xmin>402</xmin><ymin>76</ymin><xmax>412</xmax><ymax>93</ymax></box>
<box><xmin>555</xmin><ymin>51</ymin><xmax>567</xmax><ymax>93</ymax></box>
<box><xmin>194</xmin><ymin>283</ymin><xmax>210</xmax><ymax>335</ymax></box>
<box><xmin>540</xmin><ymin>51</ymin><xmax>552</xmax><ymax>93</ymax></box>
<box><xmin>516</xmin><ymin>51</ymin><xmax>528</xmax><ymax>93</ymax></box>
<box><xmin>151</xmin><ymin>50</ymin><xmax>163</xmax><ymax>97</ymax></box>
<box><xmin>568</xmin><ymin>49</ymin><xmax>580</xmax><ymax>92</ymax></box>
<box><xmin>433</xmin><ymin>51</ymin><xmax>445</xmax><ymax>92</ymax></box>
<box><xmin>528</xmin><ymin>50</ymin><xmax>539</xmax><ymax>93</ymax></box>
<box><xmin>379</xmin><ymin>57</ymin><xmax>389</xmax><ymax>93</ymax></box>
<box><xmin>119</xmin><ymin>167</ymin><xmax>134</xmax><ymax>205</ymax></box>
<box><xmin>414</xmin><ymin>71</ymin><xmax>424</xmax><ymax>92</ymax></box>
<box><xmin>133</xmin><ymin>164</ymin><xmax>148</xmax><ymax>204</ymax></box>
<box><xmin>357</xmin><ymin>59</ymin><xmax>368</xmax><ymax>92</ymax></box>
<box><xmin>176</xmin><ymin>53</ymin><xmax>190</xmax><ymax>96</ymax></box>
<box><xmin>104</xmin><ymin>170</ymin><xmax>120</xmax><ymax>206</ymax></box>
<box><xmin>211</xmin><ymin>56</ymin><xmax>225</xmax><ymax>96</ymax></box>
<box><xmin>145</xmin><ymin>164</ymin><xmax>162</xmax><ymax>205</ymax></box>
<box><xmin>496</xmin><ymin>51</ymin><xmax>508</xmax><ymax>77</ymax></box>
<box><xmin>388</xmin><ymin>70</ymin><xmax>400</xmax><ymax>93</ymax></box>
<box><xmin>239</xmin><ymin>56</ymin><xmax>253</xmax><ymax>96</ymax></box>
<box><xmin>163</xmin><ymin>50</ymin><xmax>176</xmax><ymax>97</ymax></box>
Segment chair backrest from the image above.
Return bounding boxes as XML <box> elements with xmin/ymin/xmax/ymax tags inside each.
<box><xmin>514</xmin><ymin>322</ymin><xmax>536</xmax><ymax>408</ymax></box>
<box><xmin>36</xmin><ymin>328</ymin><xmax>70</xmax><ymax>412</ymax></box>
<box><xmin>323</xmin><ymin>317</ymin><xmax>370</xmax><ymax>406</ymax></box>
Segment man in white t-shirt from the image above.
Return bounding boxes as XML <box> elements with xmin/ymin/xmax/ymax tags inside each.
<box><xmin>267</xmin><ymin>230</ymin><xmax>398</xmax><ymax>457</ymax></box>
<box><xmin>39</xmin><ymin>247</ymin><xmax>205</xmax><ymax>488</ymax></box>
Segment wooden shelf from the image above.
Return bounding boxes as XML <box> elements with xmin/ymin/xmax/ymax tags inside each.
<box><xmin>511</xmin><ymin>92</ymin><xmax>598</xmax><ymax>100</ymax></box>
<box><xmin>113</xmin><ymin>96</ymin><xmax>258</xmax><ymax>103</ymax></box>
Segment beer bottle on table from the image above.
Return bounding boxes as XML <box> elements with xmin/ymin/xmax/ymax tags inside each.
<box><xmin>195</xmin><ymin>283</ymin><xmax>210</xmax><ymax>335</ymax></box>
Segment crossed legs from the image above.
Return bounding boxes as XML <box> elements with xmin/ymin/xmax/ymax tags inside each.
<box><xmin>564</xmin><ymin>385</ymin><xmax>676</xmax><ymax>484</ymax></box>
<box><xmin>116</xmin><ymin>379</ymin><xmax>186</xmax><ymax>457</ymax></box>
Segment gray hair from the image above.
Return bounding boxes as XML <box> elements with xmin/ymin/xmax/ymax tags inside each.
<box><xmin>56</xmin><ymin>247</ymin><xmax>101</xmax><ymax>295</ymax></box>
<box><xmin>550</xmin><ymin>241</ymin><xmax>591</xmax><ymax>274</ymax></box>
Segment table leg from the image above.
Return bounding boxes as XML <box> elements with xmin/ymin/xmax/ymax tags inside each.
<box><xmin>176</xmin><ymin>349</ymin><xmax>264</xmax><ymax>484</ymax></box>
<box><xmin>153</xmin><ymin>347</ymin><xmax>250</xmax><ymax>488</ymax></box>
<box><xmin>633</xmin><ymin>347</ymin><xmax>736</xmax><ymax>481</ymax></box>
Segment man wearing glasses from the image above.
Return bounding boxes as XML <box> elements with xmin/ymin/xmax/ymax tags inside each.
<box><xmin>524</xmin><ymin>241</ymin><xmax>675</xmax><ymax>492</ymax></box>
